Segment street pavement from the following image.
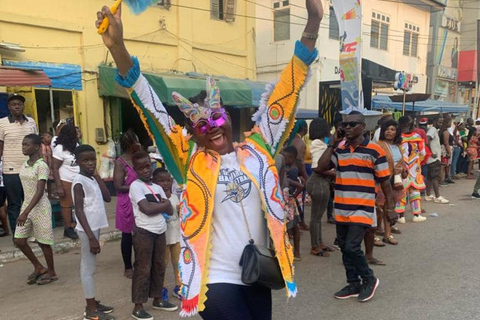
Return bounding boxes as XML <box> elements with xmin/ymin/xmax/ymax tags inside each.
<box><xmin>1</xmin><ymin>178</ymin><xmax>480</xmax><ymax>320</ymax></box>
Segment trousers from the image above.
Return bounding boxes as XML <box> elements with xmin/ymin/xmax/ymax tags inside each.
<box><xmin>336</xmin><ymin>224</ymin><xmax>374</xmax><ymax>285</ymax></box>
<box><xmin>131</xmin><ymin>227</ymin><xmax>166</xmax><ymax>304</ymax></box>
<box><xmin>4</xmin><ymin>174</ymin><xmax>24</xmax><ymax>234</ymax></box>
<box><xmin>306</xmin><ymin>173</ymin><xmax>330</xmax><ymax>247</ymax></box>
<box><xmin>395</xmin><ymin>187</ymin><xmax>422</xmax><ymax>215</ymax></box>
<box><xmin>78</xmin><ymin>229</ymin><xmax>101</xmax><ymax>299</ymax></box>
<box><xmin>199</xmin><ymin>283</ymin><xmax>272</xmax><ymax>320</ymax></box>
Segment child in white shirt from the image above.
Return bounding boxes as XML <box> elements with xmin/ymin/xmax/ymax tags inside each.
<box><xmin>152</xmin><ymin>168</ymin><xmax>182</xmax><ymax>301</ymax></box>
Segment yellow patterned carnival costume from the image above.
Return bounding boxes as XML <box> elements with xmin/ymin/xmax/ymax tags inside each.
<box><xmin>116</xmin><ymin>41</ymin><xmax>318</xmax><ymax>316</ymax></box>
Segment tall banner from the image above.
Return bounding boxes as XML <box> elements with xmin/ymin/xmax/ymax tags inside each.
<box><xmin>332</xmin><ymin>0</ymin><xmax>363</xmax><ymax>110</ymax></box>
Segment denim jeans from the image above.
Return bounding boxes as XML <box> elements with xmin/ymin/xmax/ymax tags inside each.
<box><xmin>451</xmin><ymin>146</ymin><xmax>461</xmax><ymax>177</ymax></box>
<box><xmin>3</xmin><ymin>174</ymin><xmax>24</xmax><ymax>234</ymax></box>
<box><xmin>306</xmin><ymin>174</ymin><xmax>330</xmax><ymax>247</ymax></box>
<box><xmin>336</xmin><ymin>224</ymin><xmax>374</xmax><ymax>285</ymax></box>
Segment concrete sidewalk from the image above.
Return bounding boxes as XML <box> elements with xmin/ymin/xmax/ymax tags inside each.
<box><xmin>0</xmin><ymin>198</ymin><xmax>121</xmax><ymax>264</ymax></box>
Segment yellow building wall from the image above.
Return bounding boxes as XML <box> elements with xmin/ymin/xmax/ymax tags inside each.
<box><xmin>0</xmin><ymin>0</ymin><xmax>256</xmax><ymax>154</ymax></box>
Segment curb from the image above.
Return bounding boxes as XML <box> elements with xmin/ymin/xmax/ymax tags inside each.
<box><xmin>0</xmin><ymin>230</ymin><xmax>122</xmax><ymax>264</ymax></box>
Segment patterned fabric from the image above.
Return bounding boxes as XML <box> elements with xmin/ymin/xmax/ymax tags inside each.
<box><xmin>395</xmin><ymin>186</ymin><xmax>422</xmax><ymax>215</ymax></box>
<box><xmin>116</xmin><ymin>40</ymin><xmax>317</xmax><ymax>316</ymax></box>
<box><xmin>331</xmin><ymin>139</ymin><xmax>390</xmax><ymax>226</ymax></box>
<box><xmin>400</xmin><ymin>132</ymin><xmax>426</xmax><ymax>190</ymax></box>
<box><xmin>15</xmin><ymin>159</ymin><xmax>53</xmax><ymax>245</ymax></box>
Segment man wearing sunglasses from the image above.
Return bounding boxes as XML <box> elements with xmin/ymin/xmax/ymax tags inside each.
<box><xmin>316</xmin><ymin>110</ymin><xmax>396</xmax><ymax>303</ymax></box>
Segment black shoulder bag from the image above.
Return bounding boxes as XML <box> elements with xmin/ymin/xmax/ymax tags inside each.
<box><xmin>238</xmin><ymin>200</ymin><xmax>285</xmax><ymax>290</ymax></box>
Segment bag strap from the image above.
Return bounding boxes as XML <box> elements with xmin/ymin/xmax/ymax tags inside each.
<box><xmin>140</xmin><ymin>180</ymin><xmax>160</xmax><ymax>202</ymax></box>
<box><xmin>239</xmin><ymin>200</ymin><xmax>254</xmax><ymax>245</ymax></box>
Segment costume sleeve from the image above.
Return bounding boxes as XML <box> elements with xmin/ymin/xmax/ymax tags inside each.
<box><xmin>116</xmin><ymin>57</ymin><xmax>190</xmax><ymax>185</ymax></box>
<box><xmin>417</xmin><ymin>134</ymin><xmax>426</xmax><ymax>163</ymax></box>
<box><xmin>251</xmin><ymin>41</ymin><xmax>318</xmax><ymax>157</ymax></box>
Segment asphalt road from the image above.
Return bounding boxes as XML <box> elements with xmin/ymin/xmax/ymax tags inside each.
<box><xmin>1</xmin><ymin>179</ymin><xmax>479</xmax><ymax>320</ymax></box>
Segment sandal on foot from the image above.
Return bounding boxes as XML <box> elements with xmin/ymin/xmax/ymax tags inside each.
<box><xmin>368</xmin><ymin>258</ymin><xmax>386</xmax><ymax>266</ymax></box>
<box><xmin>310</xmin><ymin>250</ymin><xmax>330</xmax><ymax>257</ymax></box>
<box><xmin>322</xmin><ymin>246</ymin><xmax>335</xmax><ymax>252</ymax></box>
<box><xmin>391</xmin><ymin>227</ymin><xmax>402</xmax><ymax>235</ymax></box>
<box><xmin>36</xmin><ymin>274</ymin><xmax>58</xmax><ymax>285</ymax></box>
<box><xmin>374</xmin><ymin>237</ymin><xmax>386</xmax><ymax>247</ymax></box>
<box><xmin>383</xmin><ymin>235</ymin><xmax>398</xmax><ymax>245</ymax></box>
<box><xmin>27</xmin><ymin>270</ymin><xmax>48</xmax><ymax>285</ymax></box>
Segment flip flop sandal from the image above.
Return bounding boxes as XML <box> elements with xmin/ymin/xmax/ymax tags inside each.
<box><xmin>383</xmin><ymin>235</ymin><xmax>398</xmax><ymax>245</ymax></box>
<box><xmin>368</xmin><ymin>258</ymin><xmax>386</xmax><ymax>266</ymax></box>
<box><xmin>322</xmin><ymin>246</ymin><xmax>335</xmax><ymax>252</ymax></box>
<box><xmin>310</xmin><ymin>250</ymin><xmax>330</xmax><ymax>257</ymax></box>
<box><xmin>374</xmin><ymin>237</ymin><xmax>386</xmax><ymax>247</ymax></box>
<box><xmin>36</xmin><ymin>274</ymin><xmax>58</xmax><ymax>285</ymax></box>
<box><xmin>27</xmin><ymin>270</ymin><xmax>48</xmax><ymax>285</ymax></box>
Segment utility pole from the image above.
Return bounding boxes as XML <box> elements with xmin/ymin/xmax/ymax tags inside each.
<box><xmin>473</xmin><ymin>20</ymin><xmax>480</xmax><ymax>118</ymax></box>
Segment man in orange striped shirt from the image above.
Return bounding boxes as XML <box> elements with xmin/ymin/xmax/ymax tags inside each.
<box><xmin>317</xmin><ymin>111</ymin><xmax>396</xmax><ymax>303</ymax></box>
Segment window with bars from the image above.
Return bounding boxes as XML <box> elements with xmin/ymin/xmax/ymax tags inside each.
<box><xmin>274</xmin><ymin>9</ymin><xmax>290</xmax><ymax>41</ymax></box>
<box><xmin>370</xmin><ymin>12</ymin><xmax>389</xmax><ymax>51</ymax></box>
<box><xmin>329</xmin><ymin>6</ymin><xmax>339</xmax><ymax>40</ymax></box>
<box><xmin>211</xmin><ymin>0</ymin><xmax>237</xmax><ymax>22</ymax></box>
<box><xmin>403</xmin><ymin>23</ymin><xmax>420</xmax><ymax>57</ymax></box>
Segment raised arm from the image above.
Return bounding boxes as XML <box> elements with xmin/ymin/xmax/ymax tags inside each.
<box><xmin>251</xmin><ymin>0</ymin><xmax>322</xmax><ymax>156</ymax></box>
<box><xmin>96</xmin><ymin>5</ymin><xmax>189</xmax><ymax>185</ymax></box>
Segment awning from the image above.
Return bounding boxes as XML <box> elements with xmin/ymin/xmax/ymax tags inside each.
<box><xmin>362</xmin><ymin>59</ymin><xmax>396</xmax><ymax>83</ymax></box>
<box><xmin>2</xmin><ymin>61</ymin><xmax>82</xmax><ymax>90</ymax></box>
<box><xmin>296</xmin><ymin>109</ymin><xmax>319</xmax><ymax>119</ymax></box>
<box><xmin>0</xmin><ymin>66</ymin><xmax>52</xmax><ymax>86</ymax></box>
<box><xmin>98</xmin><ymin>65</ymin><xmax>264</xmax><ymax>107</ymax></box>
<box><xmin>372</xmin><ymin>95</ymin><xmax>469</xmax><ymax>114</ymax></box>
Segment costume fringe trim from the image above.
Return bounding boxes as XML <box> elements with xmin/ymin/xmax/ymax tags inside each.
<box><xmin>180</xmin><ymin>296</ymin><xmax>199</xmax><ymax>317</ymax></box>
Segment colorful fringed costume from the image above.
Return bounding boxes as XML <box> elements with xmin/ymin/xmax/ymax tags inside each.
<box><xmin>395</xmin><ymin>132</ymin><xmax>426</xmax><ymax>215</ymax></box>
<box><xmin>116</xmin><ymin>41</ymin><xmax>318</xmax><ymax>316</ymax></box>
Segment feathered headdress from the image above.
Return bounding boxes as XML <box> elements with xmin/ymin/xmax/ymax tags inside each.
<box><xmin>172</xmin><ymin>77</ymin><xmax>222</xmax><ymax>125</ymax></box>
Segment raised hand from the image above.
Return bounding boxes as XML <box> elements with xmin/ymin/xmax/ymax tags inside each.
<box><xmin>95</xmin><ymin>4</ymin><xmax>124</xmax><ymax>50</ymax></box>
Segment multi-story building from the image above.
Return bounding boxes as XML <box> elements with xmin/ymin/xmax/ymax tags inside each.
<box><xmin>427</xmin><ymin>0</ymin><xmax>462</xmax><ymax>104</ymax></box>
<box><xmin>256</xmin><ymin>0</ymin><xmax>446</xmax><ymax>121</ymax></box>
<box><xmin>0</xmin><ymin>0</ymin><xmax>257</xmax><ymax>155</ymax></box>
<box><xmin>457</xmin><ymin>0</ymin><xmax>480</xmax><ymax>117</ymax></box>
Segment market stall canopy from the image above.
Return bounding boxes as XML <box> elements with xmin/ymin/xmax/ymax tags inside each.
<box><xmin>372</xmin><ymin>95</ymin><xmax>469</xmax><ymax>114</ymax></box>
<box><xmin>0</xmin><ymin>66</ymin><xmax>52</xmax><ymax>86</ymax></box>
<box><xmin>2</xmin><ymin>61</ymin><xmax>81</xmax><ymax>90</ymax></box>
<box><xmin>296</xmin><ymin>109</ymin><xmax>319</xmax><ymax>119</ymax></box>
<box><xmin>98</xmin><ymin>65</ymin><xmax>266</xmax><ymax>107</ymax></box>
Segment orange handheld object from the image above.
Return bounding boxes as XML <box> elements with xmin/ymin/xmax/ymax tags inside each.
<box><xmin>97</xmin><ymin>0</ymin><xmax>123</xmax><ymax>34</ymax></box>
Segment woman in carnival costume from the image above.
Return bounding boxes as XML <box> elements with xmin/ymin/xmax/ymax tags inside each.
<box><xmin>95</xmin><ymin>0</ymin><xmax>323</xmax><ymax>318</ymax></box>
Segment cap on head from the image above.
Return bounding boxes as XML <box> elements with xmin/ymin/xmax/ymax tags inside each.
<box><xmin>476</xmin><ymin>118</ymin><xmax>480</xmax><ymax>124</ymax></box>
<box><xmin>419</xmin><ymin>117</ymin><xmax>428</xmax><ymax>125</ymax></box>
<box><xmin>7</xmin><ymin>93</ymin><xmax>25</xmax><ymax>104</ymax></box>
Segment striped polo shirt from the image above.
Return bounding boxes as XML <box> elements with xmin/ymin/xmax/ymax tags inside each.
<box><xmin>331</xmin><ymin>138</ymin><xmax>390</xmax><ymax>226</ymax></box>
<box><xmin>0</xmin><ymin>115</ymin><xmax>37</xmax><ymax>175</ymax></box>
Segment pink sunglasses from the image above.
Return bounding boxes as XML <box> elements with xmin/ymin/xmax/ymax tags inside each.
<box><xmin>193</xmin><ymin>110</ymin><xmax>227</xmax><ymax>134</ymax></box>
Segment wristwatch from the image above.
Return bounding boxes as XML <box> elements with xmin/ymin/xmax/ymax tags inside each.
<box><xmin>302</xmin><ymin>32</ymin><xmax>318</xmax><ymax>40</ymax></box>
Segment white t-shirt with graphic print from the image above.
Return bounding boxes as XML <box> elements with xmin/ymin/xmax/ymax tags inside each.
<box><xmin>208</xmin><ymin>152</ymin><xmax>267</xmax><ymax>285</ymax></box>
<box><xmin>52</xmin><ymin>144</ymin><xmax>80</xmax><ymax>182</ymax></box>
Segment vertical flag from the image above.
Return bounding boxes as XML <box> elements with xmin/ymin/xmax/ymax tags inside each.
<box><xmin>332</xmin><ymin>0</ymin><xmax>363</xmax><ymax>110</ymax></box>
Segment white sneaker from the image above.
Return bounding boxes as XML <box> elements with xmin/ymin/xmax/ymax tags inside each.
<box><xmin>425</xmin><ymin>195</ymin><xmax>435</xmax><ymax>202</ymax></box>
<box><xmin>397</xmin><ymin>217</ymin><xmax>406</xmax><ymax>224</ymax></box>
<box><xmin>412</xmin><ymin>215</ymin><xmax>427</xmax><ymax>222</ymax></box>
<box><xmin>434</xmin><ymin>196</ymin><xmax>449</xmax><ymax>204</ymax></box>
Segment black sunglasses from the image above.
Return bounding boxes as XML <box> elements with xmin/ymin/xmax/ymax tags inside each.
<box><xmin>340</xmin><ymin>121</ymin><xmax>364</xmax><ymax>128</ymax></box>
